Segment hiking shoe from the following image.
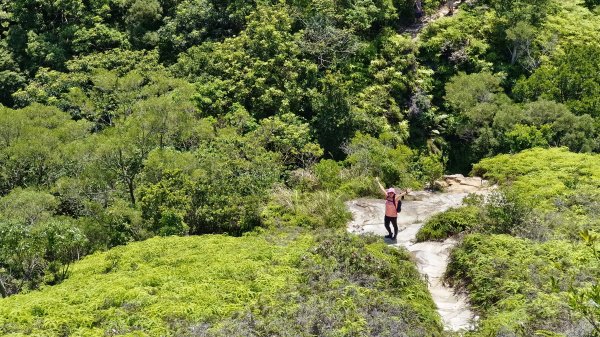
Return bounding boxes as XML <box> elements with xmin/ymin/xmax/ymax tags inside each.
<box><xmin>384</xmin><ymin>234</ymin><xmax>393</xmax><ymax>239</ymax></box>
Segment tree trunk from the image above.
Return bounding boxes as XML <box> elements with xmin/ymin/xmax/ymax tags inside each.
<box><xmin>127</xmin><ymin>178</ymin><xmax>136</xmax><ymax>206</ymax></box>
<box><xmin>0</xmin><ymin>278</ymin><xmax>7</xmax><ymax>298</ymax></box>
<box><xmin>510</xmin><ymin>45</ymin><xmax>519</xmax><ymax>65</ymax></box>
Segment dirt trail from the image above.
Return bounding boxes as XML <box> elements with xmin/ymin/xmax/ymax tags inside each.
<box><xmin>346</xmin><ymin>176</ymin><xmax>489</xmax><ymax>331</ymax></box>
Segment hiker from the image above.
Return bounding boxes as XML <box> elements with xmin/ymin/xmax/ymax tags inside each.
<box><xmin>376</xmin><ymin>177</ymin><xmax>409</xmax><ymax>240</ymax></box>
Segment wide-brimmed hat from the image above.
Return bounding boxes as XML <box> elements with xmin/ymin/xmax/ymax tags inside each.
<box><xmin>386</xmin><ymin>188</ymin><xmax>396</xmax><ymax>194</ymax></box>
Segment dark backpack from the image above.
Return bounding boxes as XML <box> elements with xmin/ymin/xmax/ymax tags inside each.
<box><xmin>395</xmin><ymin>198</ymin><xmax>402</xmax><ymax>212</ymax></box>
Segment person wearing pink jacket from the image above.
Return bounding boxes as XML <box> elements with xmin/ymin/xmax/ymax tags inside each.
<box><xmin>376</xmin><ymin>177</ymin><xmax>410</xmax><ymax>240</ymax></box>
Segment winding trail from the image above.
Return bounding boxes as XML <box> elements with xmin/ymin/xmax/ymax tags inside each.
<box><xmin>347</xmin><ymin>2</ymin><xmax>477</xmax><ymax>330</ymax></box>
<box><xmin>346</xmin><ymin>176</ymin><xmax>490</xmax><ymax>331</ymax></box>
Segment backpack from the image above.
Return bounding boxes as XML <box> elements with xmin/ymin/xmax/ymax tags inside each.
<box><xmin>395</xmin><ymin>198</ymin><xmax>402</xmax><ymax>213</ymax></box>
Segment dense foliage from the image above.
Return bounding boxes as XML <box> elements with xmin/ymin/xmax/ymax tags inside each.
<box><xmin>1</xmin><ymin>0</ymin><xmax>451</xmax><ymax>296</ymax></box>
<box><xmin>418</xmin><ymin>0</ymin><xmax>600</xmax><ymax>171</ymax></box>
<box><xmin>1</xmin><ymin>0</ymin><xmax>600</xmax><ymax>334</ymax></box>
<box><xmin>0</xmin><ymin>230</ymin><xmax>442</xmax><ymax>336</ymax></box>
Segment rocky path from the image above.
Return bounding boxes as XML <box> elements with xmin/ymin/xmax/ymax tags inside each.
<box><xmin>346</xmin><ymin>176</ymin><xmax>489</xmax><ymax>331</ymax></box>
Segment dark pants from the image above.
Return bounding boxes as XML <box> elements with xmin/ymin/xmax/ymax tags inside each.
<box><xmin>384</xmin><ymin>216</ymin><xmax>398</xmax><ymax>238</ymax></box>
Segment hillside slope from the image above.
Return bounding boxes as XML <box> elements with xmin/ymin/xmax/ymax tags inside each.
<box><xmin>443</xmin><ymin>148</ymin><xmax>600</xmax><ymax>335</ymax></box>
<box><xmin>0</xmin><ymin>231</ymin><xmax>442</xmax><ymax>336</ymax></box>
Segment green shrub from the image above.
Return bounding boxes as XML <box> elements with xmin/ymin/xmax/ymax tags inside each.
<box><xmin>447</xmin><ymin>234</ymin><xmax>599</xmax><ymax>336</ymax></box>
<box><xmin>189</xmin><ymin>136</ymin><xmax>283</xmax><ymax>235</ymax></box>
<box><xmin>0</xmin><ymin>188</ymin><xmax>59</xmax><ymax>225</ymax></box>
<box><xmin>207</xmin><ymin>231</ymin><xmax>443</xmax><ymax>337</ymax></box>
<box><xmin>156</xmin><ymin>211</ymin><xmax>189</xmax><ymax>236</ymax></box>
<box><xmin>0</xmin><ymin>234</ymin><xmax>312</xmax><ymax>335</ymax></box>
<box><xmin>472</xmin><ymin>148</ymin><xmax>600</xmax><ymax>211</ymax></box>
<box><xmin>479</xmin><ymin>190</ymin><xmax>531</xmax><ymax>235</ymax></box>
<box><xmin>417</xmin><ymin>154</ymin><xmax>445</xmax><ymax>190</ymax></box>
<box><xmin>313</xmin><ymin>159</ymin><xmax>342</xmax><ymax>191</ymax></box>
<box><xmin>286</xmin><ymin>168</ymin><xmax>319</xmax><ymax>192</ymax></box>
<box><xmin>472</xmin><ymin>148</ymin><xmax>600</xmax><ymax>237</ymax></box>
<box><xmin>337</xmin><ymin>175</ymin><xmax>380</xmax><ymax>198</ymax></box>
<box><xmin>0</xmin><ymin>218</ymin><xmax>87</xmax><ymax>296</ymax></box>
<box><xmin>261</xmin><ymin>188</ymin><xmax>352</xmax><ymax>229</ymax></box>
<box><xmin>447</xmin><ymin>149</ymin><xmax>600</xmax><ymax>336</ymax></box>
<box><xmin>344</xmin><ymin>133</ymin><xmax>419</xmax><ymax>189</ymax></box>
<box><xmin>138</xmin><ymin>169</ymin><xmax>193</xmax><ymax>236</ymax></box>
<box><xmin>416</xmin><ymin>206</ymin><xmax>479</xmax><ymax>242</ymax></box>
<box><xmin>0</xmin><ymin>231</ymin><xmax>443</xmax><ymax>336</ymax></box>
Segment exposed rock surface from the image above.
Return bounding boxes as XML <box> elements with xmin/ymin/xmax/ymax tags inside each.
<box><xmin>347</xmin><ymin>176</ymin><xmax>490</xmax><ymax>331</ymax></box>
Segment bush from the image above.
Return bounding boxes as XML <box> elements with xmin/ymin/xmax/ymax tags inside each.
<box><xmin>286</xmin><ymin>168</ymin><xmax>319</xmax><ymax>192</ymax></box>
<box><xmin>416</xmin><ymin>153</ymin><xmax>445</xmax><ymax>190</ymax></box>
<box><xmin>313</xmin><ymin>159</ymin><xmax>342</xmax><ymax>191</ymax></box>
<box><xmin>261</xmin><ymin>187</ymin><xmax>352</xmax><ymax>229</ymax></box>
<box><xmin>446</xmin><ymin>234</ymin><xmax>599</xmax><ymax>336</ymax></box>
<box><xmin>344</xmin><ymin>133</ymin><xmax>419</xmax><ymax>189</ymax></box>
<box><xmin>0</xmin><ymin>188</ymin><xmax>59</xmax><ymax>225</ymax></box>
<box><xmin>337</xmin><ymin>175</ymin><xmax>380</xmax><ymax>198</ymax></box>
<box><xmin>447</xmin><ymin>149</ymin><xmax>600</xmax><ymax>336</ymax></box>
<box><xmin>138</xmin><ymin>169</ymin><xmax>193</xmax><ymax>236</ymax></box>
<box><xmin>156</xmin><ymin>211</ymin><xmax>189</xmax><ymax>236</ymax></box>
<box><xmin>0</xmin><ymin>231</ymin><xmax>443</xmax><ymax>336</ymax></box>
<box><xmin>206</xmin><ymin>231</ymin><xmax>443</xmax><ymax>337</ymax></box>
<box><xmin>479</xmin><ymin>191</ymin><xmax>530</xmax><ymax>235</ymax></box>
<box><xmin>84</xmin><ymin>198</ymin><xmax>145</xmax><ymax>248</ymax></box>
<box><xmin>0</xmin><ymin>218</ymin><xmax>87</xmax><ymax>296</ymax></box>
<box><xmin>190</xmin><ymin>136</ymin><xmax>283</xmax><ymax>235</ymax></box>
<box><xmin>472</xmin><ymin>148</ymin><xmax>600</xmax><ymax>237</ymax></box>
<box><xmin>416</xmin><ymin>206</ymin><xmax>479</xmax><ymax>242</ymax></box>
<box><xmin>472</xmin><ymin>148</ymin><xmax>600</xmax><ymax>211</ymax></box>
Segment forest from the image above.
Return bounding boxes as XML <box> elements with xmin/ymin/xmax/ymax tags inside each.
<box><xmin>0</xmin><ymin>0</ymin><xmax>600</xmax><ymax>335</ymax></box>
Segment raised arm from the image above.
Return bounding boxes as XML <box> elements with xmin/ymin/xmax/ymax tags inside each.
<box><xmin>375</xmin><ymin>177</ymin><xmax>386</xmax><ymax>196</ymax></box>
<box><xmin>396</xmin><ymin>188</ymin><xmax>411</xmax><ymax>201</ymax></box>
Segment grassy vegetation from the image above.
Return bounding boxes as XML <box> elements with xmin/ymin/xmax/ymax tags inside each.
<box><xmin>0</xmin><ymin>233</ymin><xmax>310</xmax><ymax>336</ymax></box>
<box><xmin>416</xmin><ymin>206</ymin><xmax>479</xmax><ymax>242</ymax></box>
<box><xmin>0</xmin><ymin>230</ymin><xmax>442</xmax><ymax>336</ymax></box>
<box><xmin>444</xmin><ymin>148</ymin><xmax>600</xmax><ymax>336</ymax></box>
<box><xmin>473</xmin><ymin>148</ymin><xmax>600</xmax><ymax>203</ymax></box>
<box><xmin>448</xmin><ymin>234</ymin><xmax>598</xmax><ymax>335</ymax></box>
<box><xmin>473</xmin><ymin>147</ymin><xmax>600</xmax><ymax>240</ymax></box>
